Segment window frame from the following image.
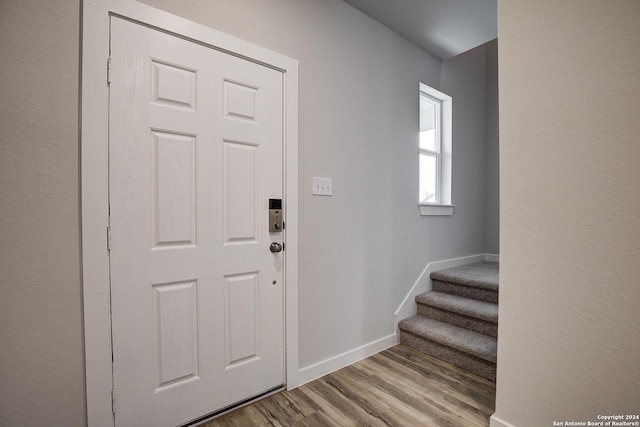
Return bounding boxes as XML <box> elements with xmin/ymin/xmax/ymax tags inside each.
<box><xmin>418</xmin><ymin>83</ymin><xmax>453</xmax><ymax>216</ymax></box>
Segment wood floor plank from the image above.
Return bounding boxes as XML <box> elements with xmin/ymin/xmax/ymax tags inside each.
<box><xmin>367</xmin><ymin>352</ymin><xmax>494</xmax><ymax>421</ymax></box>
<box><xmin>381</xmin><ymin>346</ymin><xmax>496</xmax><ymax>412</ymax></box>
<box><xmin>347</xmin><ymin>362</ymin><xmax>474</xmax><ymax>427</ymax></box>
<box><xmin>384</xmin><ymin>346</ymin><xmax>496</xmax><ymax>403</ymax></box>
<box><xmin>280</xmin><ymin>388</ymin><xmax>321</xmax><ymax>418</ymax></box>
<box><xmin>208</xmin><ymin>404</ymin><xmax>274</xmax><ymax>427</ymax></box>
<box><xmin>296</xmin><ymin>383</ymin><xmax>360</xmax><ymax>426</ymax></box>
<box><xmin>202</xmin><ymin>344</ymin><xmax>495</xmax><ymax>427</ymax></box>
<box><xmin>327</xmin><ymin>362</ymin><xmax>442</xmax><ymax>427</ymax></box>
<box><xmin>389</xmin><ymin>345</ymin><xmax>495</xmax><ymax>393</ymax></box>
<box><xmin>298</xmin><ymin>410</ymin><xmax>344</xmax><ymax>427</ymax></box>
<box><xmin>255</xmin><ymin>392</ymin><xmax>305</xmax><ymax>424</ymax></box>
<box><xmin>306</xmin><ymin>378</ymin><xmax>389</xmax><ymax>427</ymax></box>
<box><xmin>323</xmin><ymin>368</ymin><xmax>422</xmax><ymax>426</ymax></box>
<box><xmin>325</xmin><ymin>368</ymin><xmax>393</xmax><ymax>414</ymax></box>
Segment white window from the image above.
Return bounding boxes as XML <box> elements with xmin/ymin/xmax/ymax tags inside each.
<box><xmin>419</xmin><ymin>83</ymin><xmax>453</xmax><ymax>216</ymax></box>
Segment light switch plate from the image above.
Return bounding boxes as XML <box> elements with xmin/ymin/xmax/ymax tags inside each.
<box><xmin>312</xmin><ymin>176</ymin><xmax>332</xmax><ymax>196</ymax></box>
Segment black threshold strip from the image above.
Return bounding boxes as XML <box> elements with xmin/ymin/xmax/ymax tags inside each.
<box><xmin>179</xmin><ymin>385</ymin><xmax>285</xmax><ymax>427</ymax></box>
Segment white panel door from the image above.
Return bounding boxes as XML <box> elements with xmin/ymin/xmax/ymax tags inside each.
<box><xmin>109</xmin><ymin>17</ymin><xmax>284</xmax><ymax>427</ymax></box>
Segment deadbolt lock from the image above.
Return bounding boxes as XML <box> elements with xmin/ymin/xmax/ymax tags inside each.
<box><xmin>269</xmin><ymin>199</ymin><xmax>283</xmax><ymax>232</ymax></box>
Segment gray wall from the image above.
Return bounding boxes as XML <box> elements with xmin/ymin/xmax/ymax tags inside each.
<box><xmin>484</xmin><ymin>39</ymin><xmax>499</xmax><ymax>254</ymax></box>
<box><xmin>441</xmin><ymin>40</ymin><xmax>499</xmax><ymax>259</ymax></box>
<box><xmin>493</xmin><ymin>2</ymin><xmax>640</xmax><ymax>426</ymax></box>
<box><xmin>0</xmin><ymin>0</ymin><xmax>497</xmax><ymax>424</ymax></box>
<box><xmin>0</xmin><ymin>0</ymin><xmax>86</xmax><ymax>425</ymax></box>
<box><xmin>140</xmin><ymin>0</ymin><xmax>496</xmax><ymax>368</ymax></box>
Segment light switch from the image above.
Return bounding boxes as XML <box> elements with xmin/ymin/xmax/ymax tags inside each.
<box><xmin>312</xmin><ymin>176</ymin><xmax>332</xmax><ymax>196</ymax></box>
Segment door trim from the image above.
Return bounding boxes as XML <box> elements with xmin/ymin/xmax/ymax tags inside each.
<box><xmin>81</xmin><ymin>1</ymin><xmax>299</xmax><ymax>425</ymax></box>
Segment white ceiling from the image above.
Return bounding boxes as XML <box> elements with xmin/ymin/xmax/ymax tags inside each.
<box><xmin>342</xmin><ymin>0</ymin><xmax>497</xmax><ymax>60</ymax></box>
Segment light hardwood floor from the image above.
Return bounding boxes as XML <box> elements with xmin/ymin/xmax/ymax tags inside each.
<box><xmin>202</xmin><ymin>344</ymin><xmax>496</xmax><ymax>426</ymax></box>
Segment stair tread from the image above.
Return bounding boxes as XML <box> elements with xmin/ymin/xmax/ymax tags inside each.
<box><xmin>416</xmin><ymin>291</ymin><xmax>498</xmax><ymax>323</ymax></box>
<box><xmin>398</xmin><ymin>316</ymin><xmax>497</xmax><ymax>363</ymax></box>
<box><xmin>430</xmin><ymin>261</ymin><xmax>498</xmax><ymax>291</ymax></box>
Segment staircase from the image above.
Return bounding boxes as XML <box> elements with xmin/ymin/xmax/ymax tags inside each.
<box><xmin>398</xmin><ymin>261</ymin><xmax>498</xmax><ymax>381</ymax></box>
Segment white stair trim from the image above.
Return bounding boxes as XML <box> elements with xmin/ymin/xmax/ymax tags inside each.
<box><xmin>485</xmin><ymin>253</ymin><xmax>500</xmax><ymax>262</ymax></box>
<box><xmin>394</xmin><ymin>253</ymin><xmax>499</xmax><ymax>336</ymax></box>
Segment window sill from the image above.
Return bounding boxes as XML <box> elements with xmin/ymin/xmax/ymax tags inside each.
<box><xmin>419</xmin><ymin>204</ymin><xmax>455</xmax><ymax>216</ymax></box>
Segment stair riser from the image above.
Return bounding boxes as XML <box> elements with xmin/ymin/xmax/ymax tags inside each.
<box><xmin>400</xmin><ymin>330</ymin><xmax>496</xmax><ymax>381</ymax></box>
<box><xmin>417</xmin><ymin>304</ymin><xmax>498</xmax><ymax>338</ymax></box>
<box><xmin>432</xmin><ymin>280</ymin><xmax>498</xmax><ymax>304</ymax></box>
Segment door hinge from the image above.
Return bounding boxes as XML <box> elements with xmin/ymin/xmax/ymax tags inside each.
<box><xmin>107</xmin><ymin>225</ymin><xmax>112</xmax><ymax>251</ymax></box>
<box><xmin>111</xmin><ymin>388</ymin><xmax>116</xmax><ymax>414</ymax></box>
<box><xmin>107</xmin><ymin>57</ymin><xmax>112</xmax><ymax>85</ymax></box>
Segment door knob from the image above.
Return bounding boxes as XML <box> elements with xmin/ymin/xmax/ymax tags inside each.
<box><xmin>270</xmin><ymin>242</ymin><xmax>283</xmax><ymax>253</ymax></box>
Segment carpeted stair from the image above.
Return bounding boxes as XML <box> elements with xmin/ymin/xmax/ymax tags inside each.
<box><xmin>398</xmin><ymin>261</ymin><xmax>498</xmax><ymax>381</ymax></box>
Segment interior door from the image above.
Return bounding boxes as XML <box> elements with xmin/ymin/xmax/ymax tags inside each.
<box><xmin>108</xmin><ymin>17</ymin><xmax>284</xmax><ymax>426</ymax></box>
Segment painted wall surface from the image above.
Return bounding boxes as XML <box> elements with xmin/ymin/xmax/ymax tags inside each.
<box><xmin>440</xmin><ymin>42</ymin><xmax>495</xmax><ymax>259</ymax></box>
<box><xmin>493</xmin><ymin>2</ymin><xmax>640</xmax><ymax>426</ymax></box>
<box><xmin>0</xmin><ymin>0</ymin><xmax>497</xmax><ymax>423</ymax></box>
<box><xmin>140</xmin><ymin>0</ymin><xmax>494</xmax><ymax>368</ymax></box>
<box><xmin>484</xmin><ymin>39</ymin><xmax>499</xmax><ymax>254</ymax></box>
<box><xmin>0</xmin><ymin>0</ymin><xmax>86</xmax><ymax>426</ymax></box>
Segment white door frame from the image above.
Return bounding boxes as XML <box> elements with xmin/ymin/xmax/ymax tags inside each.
<box><xmin>80</xmin><ymin>1</ymin><xmax>299</xmax><ymax>425</ymax></box>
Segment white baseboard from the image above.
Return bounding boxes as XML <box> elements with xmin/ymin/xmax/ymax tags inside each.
<box><xmin>485</xmin><ymin>253</ymin><xmax>500</xmax><ymax>262</ymax></box>
<box><xmin>393</xmin><ymin>253</ymin><xmax>499</xmax><ymax>334</ymax></box>
<box><xmin>293</xmin><ymin>333</ymin><xmax>397</xmax><ymax>388</ymax></box>
<box><xmin>290</xmin><ymin>253</ymin><xmax>500</xmax><ymax>390</ymax></box>
<box><xmin>490</xmin><ymin>414</ymin><xmax>516</xmax><ymax>427</ymax></box>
